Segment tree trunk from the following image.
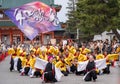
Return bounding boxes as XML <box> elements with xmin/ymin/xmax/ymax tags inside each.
<box><xmin>112</xmin><ymin>29</ymin><xmax>120</xmax><ymax>41</ymax></box>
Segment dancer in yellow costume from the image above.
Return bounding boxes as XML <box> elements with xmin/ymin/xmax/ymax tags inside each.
<box><xmin>79</xmin><ymin>45</ymin><xmax>91</xmax><ymax>55</ymax></box>
<box><xmin>39</xmin><ymin>51</ymin><xmax>48</xmax><ymax>61</ymax></box>
<box><xmin>64</xmin><ymin>49</ymin><xmax>74</xmax><ymax>66</ymax></box>
<box><xmin>9</xmin><ymin>46</ymin><xmax>21</xmax><ymax>72</ymax></box>
<box><xmin>55</xmin><ymin>56</ymin><xmax>68</xmax><ymax>76</ymax></box>
<box><xmin>67</xmin><ymin>43</ymin><xmax>76</xmax><ymax>55</ymax></box>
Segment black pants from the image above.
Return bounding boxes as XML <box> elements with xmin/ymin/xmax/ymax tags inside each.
<box><xmin>70</xmin><ymin>64</ymin><xmax>77</xmax><ymax>73</ymax></box>
<box><xmin>70</xmin><ymin>65</ymin><xmax>85</xmax><ymax>75</ymax></box>
<box><xmin>44</xmin><ymin>71</ymin><xmax>57</xmax><ymax>82</ymax></box>
<box><xmin>17</xmin><ymin>58</ymin><xmax>22</xmax><ymax>72</ymax></box>
<box><xmin>34</xmin><ymin>71</ymin><xmax>42</xmax><ymax>77</ymax></box>
<box><xmin>61</xmin><ymin>71</ymin><xmax>68</xmax><ymax>76</ymax></box>
<box><xmin>10</xmin><ymin>58</ymin><xmax>22</xmax><ymax>72</ymax></box>
<box><xmin>10</xmin><ymin>58</ymin><xmax>14</xmax><ymax>71</ymax></box>
<box><xmin>84</xmin><ymin>70</ymin><xmax>97</xmax><ymax>81</ymax></box>
<box><xmin>103</xmin><ymin>64</ymin><xmax>110</xmax><ymax>74</ymax></box>
<box><xmin>24</xmin><ymin>67</ymin><xmax>30</xmax><ymax>75</ymax></box>
<box><xmin>76</xmin><ymin>70</ymin><xmax>85</xmax><ymax>75</ymax></box>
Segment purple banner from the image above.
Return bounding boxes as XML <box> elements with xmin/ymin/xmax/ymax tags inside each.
<box><xmin>5</xmin><ymin>1</ymin><xmax>60</xmax><ymax>40</ymax></box>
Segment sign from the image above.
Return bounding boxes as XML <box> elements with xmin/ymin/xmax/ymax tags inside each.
<box><xmin>50</xmin><ymin>39</ymin><xmax>56</xmax><ymax>45</ymax></box>
<box><xmin>0</xmin><ymin>13</ymin><xmax>3</xmax><ymax>18</ymax></box>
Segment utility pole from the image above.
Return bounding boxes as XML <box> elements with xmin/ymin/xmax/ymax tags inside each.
<box><xmin>76</xmin><ymin>28</ymin><xmax>79</xmax><ymax>39</ymax></box>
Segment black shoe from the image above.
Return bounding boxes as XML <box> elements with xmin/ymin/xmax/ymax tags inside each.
<box><xmin>53</xmin><ymin>78</ymin><xmax>57</xmax><ymax>82</ymax></box>
<box><xmin>93</xmin><ymin>79</ymin><xmax>96</xmax><ymax>82</ymax></box>
<box><xmin>10</xmin><ymin>68</ymin><xmax>13</xmax><ymax>72</ymax></box>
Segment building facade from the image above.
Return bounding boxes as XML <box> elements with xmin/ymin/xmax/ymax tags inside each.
<box><xmin>0</xmin><ymin>0</ymin><xmax>65</xmax><ymax>45</ymax></box>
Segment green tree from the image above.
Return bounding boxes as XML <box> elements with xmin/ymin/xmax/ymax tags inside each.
<box><xmin>67</xmin><ymin>0</ymin><xmax>77</xmax><ymax>33</ymax></box>
<box><xmin>67</xmin><ymin>0</ymin><xmax>120</xmax><ymax>40</ymax></box>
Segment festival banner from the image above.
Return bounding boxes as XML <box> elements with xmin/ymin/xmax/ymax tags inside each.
<box><xmin>4</xmin><ymin>1</ymin><xmax>60</xmax><ymax>40</ymax></box>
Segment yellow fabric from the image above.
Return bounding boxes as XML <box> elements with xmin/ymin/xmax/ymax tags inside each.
<box><xmin>116</xmin><ymin>47</ymin><xmax>120</xmax><ymax>53</ymax></box>
<box><xmin>96</xmin><ymin>54</ymin><xmax>105</xmax><ymax>60</ymax></box>
<box><xmin>50</xmin><ymin>46</ymin><xmax>55</xmax><ymax>53</ymax></box>
<box><xmin>78</xmin><ymin>54</ymin><xmax>87</xmax><ymax>62</ymax></box>
<box><xmin>54</xmin><ymin>48</ymin><xmax>59</xmax><ymax>55</ymax></box>
<box><xmin>19</xmin><ymin>51</ymin><xmax>27</xmax><ymax>57</ymax></box>
<box><xmin>30</xmin><ymin>48</ymin><xmax>36</xmax><ymax>52</ymax></box>
<box><xmin>11</xmin><ymin>48</ymin><xmax>21</xmax><ymax>58</ymax></box>
<box><xmin>67</xmin><ymin>46</ymin><xmax>76</xmax><ymax>54</ymax></box>
<box><xmin>106</xmin><ymin>62</ymin><xmax>111</xmax><ymax>65</ymax></box>
<box><xmin>55</xmin><ymin>55</ymin><xmax>60</xmax><ymax>61</ymax></box>
<box><xmin>55</xmin><ymin>61</ymin><xmax>66</xmax><ymax>71</ymax></box>
<box><xmin>25</xmin><ymin>59</ymin><xmax>30</xmax><ymax>67</ymax></box>
<box><xmin>64</xmin><ymin>58</ymin><xmax>72</xmax><ymax>66</ymax></box>
<box><xmin>52</xmin><ymin>59</ymin><xmax>57</xmax><ymax>65</ymax></box>
<box><xmin>64</xmin><ymin>53</ymin><xmax>74</xmax><ymax>66</ymax></box>
<box><xmin>21</xmin><ymin>57</ymin><xmax>27</xmax><ymax>67</ymax></box>
<box><xmin>51</xmin><ymin>46</ymin><xmax>59</xmax><ymax>55</ymax></box>
<box><xmin>42</xmin><ymin>48</ymin><xmax>47</xmax><ymax>53</ymax></box>
<box><xmin>45</xmin><ymin>46</ymin><xmax>55</xmax><ymax>54</ymax></box>
<box><xmin>8</xmin><ymin>48</ymin><xmax>14</xmax><ymax>55</ymax></box>
<box><xmin>79</xmin><ymin>48</ymin><xmax>91</xmax><ymax>54</ymax></box>
<box><xmin>35</xmin><ymin>48</ymin><xmax>41</xmax><ymax>55</ymax></box>
<box><xmin>68</xmin><ymin>53</ymin><xmax>74</xmax><ymax>61</ymax></box>
<box><xmin>96</xmin><ymin>69</ymin><xmax>99</xmax><ymax>74</ymax></box>
<box><xmin>28</xmin><ymin>57</ymin><xmax>36</xmax><ymax>69</ymax></box>
<box><xmin>107</xmin><ymin>54</ymin><xmax>119</xmax><ymax>61</ymax></box>
<box><xmin>39</xmin><ymin>54</ymin><xmax>48</xmax><ymax>61</ymax></box>
<box><xmin>17</xmin><ymin>49</ymin><xmax>23</xmax><ymax>56</ymax></box>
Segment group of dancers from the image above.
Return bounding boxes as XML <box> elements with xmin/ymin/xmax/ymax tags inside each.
<box><xmin>7</xmin><ymin>40</ymin><xmax>120</xmax><ymax>83</ymax></box>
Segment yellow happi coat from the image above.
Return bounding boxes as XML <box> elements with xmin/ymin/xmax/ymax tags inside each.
<box><xmin>19</xmin><ymin>50</ymin><xmax>27</xmax><ymax>67</ymax></box>
<box><xmin>96</xmin><ymin>54</ymin><xmax>105</xmax><ymax>60</ymax></box>
<box><xmin>10</xmin><ymin>48</ymin><xmax>21</xmax><ymax>59</ymax></box>
<box><xmin>79</xmin><ymin>48</ymin><xmax>91</xmax><ymax>55</ymax></box>
<box><xmin>39</xmin><ymin>53</ymin><xmax>48</xmax><ymax>61</ymax></box>
<box><xmin>78</xmin><ymin>54</ymin><xmax>87</xmax><ymax>62</ymax></box>
<box><xmin>31</xmin><ymin>47</ymin><xmax>41</xmax><ymax>56</ymax></box>
<box><xmin>106</xmin><ymin>54</ymin><xmax>119</xmax><ymax>61</ymax></box>
<box><xmin>67</xmin><ymin>45</ymin><xmax>76</xmax><ymax>55</ymax></box>
<box><xmin>55</xmin><ymin>60</ymin><xmax>67</xmax><ymax>72</ymax></box>
<box><xmin>28</xmin><ymin>56</ymin><xmax>36</xmax><ymax>69</ymax></box>
<box><xmin>64</xmin><ymin>53</ymin><xmax>74</xmax><ymax>66</ymax></box>
<box><xmin>116</xmin><ymin>47</ymin><xmax>120</xmax><ymax>53</ymax></box>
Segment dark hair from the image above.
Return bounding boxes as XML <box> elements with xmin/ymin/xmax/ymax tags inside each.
<box><xmin>30</xmin><ymin>50</ymin><xmax>34</xmax><ymax>53</ymax></box>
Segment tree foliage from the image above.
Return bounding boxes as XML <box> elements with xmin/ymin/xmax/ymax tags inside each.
<box><xmin>67</xmin><ymin>0</ymin><xmax>120</xmax><ymax>39</ymax></box>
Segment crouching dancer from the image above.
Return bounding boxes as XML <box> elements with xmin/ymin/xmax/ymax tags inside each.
<box><xmin>83</xmin><ymin>55</ymin><xmax>97</xmax><ymax>82</ymax></box>
<box><xmin>20</xmin><ymin>50</ymin><xmax>38</xmax><ymax>77</ymax></box>
<box><xmin>42</xmin><ymin>56</ymin><xmax>57</xmax><ymax>83</ymax></box>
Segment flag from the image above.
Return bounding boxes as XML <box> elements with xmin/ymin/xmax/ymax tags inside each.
<box><xmin>34</xmin><ymin>57</ymin><xmax>48</xmax><ymax>70</ymax></box>
<box><xmin>77</xmin><ymin>61</ymin><xmax>88</xmax><ymax>72</ymax></box>
<box><xmin>77</xmin><ymin>59</ymin><xmax>107</xmax><ymax>72</ymax></box>
<box><xmin>4</xmin><ymin>1</ymin><xmax>60</xmax><ymax>40</ymax></box>
<box><xmin>95</xmin><ymin>58</ymin><xmax>107</xmax><ymax>70</ymax></box>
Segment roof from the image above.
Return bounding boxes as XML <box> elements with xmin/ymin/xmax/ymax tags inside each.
<box><xmin>0</xmin><ymin>21</ymin><xmax>15</xmax><ymax>26</ymax></box>
<box><xmin>0</xmin><ymin>0</ymin><xmax>54</xmax><ymax>9</ymax></box>
<box><xmin>54</xmin><ymin>27</ymin><xmax>65</xmax><ymax>32</ymax></box>
<box><xmin>0</xmin><ymin>21</ymin><xmax>65</xmax><ymax>32</ymax></box>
